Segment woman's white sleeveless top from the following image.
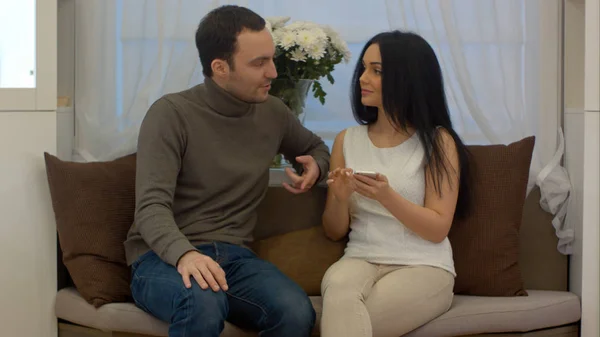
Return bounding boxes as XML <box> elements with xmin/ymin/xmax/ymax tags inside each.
<box><xmin>342</xmin><ymin>125</ymin><xmax>455</xmax><ymax>276</ymax></box>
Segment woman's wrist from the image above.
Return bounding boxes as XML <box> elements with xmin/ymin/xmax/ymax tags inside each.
<box><xmin>334</xmin><ymin>193</ymin><xmax>351</xmax><ymax>204</ymax></box>
<box><xmin>377</xmin><ymin>186</ymin><xmax>398</xmax><ymax>206</ymax></box>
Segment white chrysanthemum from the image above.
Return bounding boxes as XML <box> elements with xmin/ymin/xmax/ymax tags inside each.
<box><xmin>267</xmin><ymin>16</ymin><xmax>351</xmax><ymax>93</ymax></box>
<box><xmin>295</xmin><ymin>30</ymin><xmax>319</xmax><ymax>50</ymax></box>
<box><xmin>321</xmin><ymin>26</ymin><xmax>350</xmax><ymax>60</ymax></box>
<box><xmin>271</xmin><ymin>29</ymin><xmax>282</xmax><ymax>45</ymax></box>
<box><xmin>321</xmin><ymin>25</ymin><xmax>340</xmax><ymax>41</ymax></box>
<box><xmin>278</xmin><ymin>30</ymin><xmax>297</xmax><ymax>50</ymax></box>
<box><xmin>311</xmin><ymin>27</ymin><xmax>328</xmax><ymax>44</ymax></box>
<box><xmin>296</xmin><ymin>27</ymin><xmax>327</xmax><ymax>54</ymax></box>
<box><xmin>284</xmin><ymin>21</ymin><xmax>303</xmax><ymax>31</ymax></box>
<box><xmin>286</xmin><ymin>20</ymin><xmax>320</xmax><ymax>32</ymax></box>
<box><xmin>266</xmin><ymin>16</ymin><xmax>290</xmax><ymax>30</ymax></box>
<box><xmin>265</xmin><ymin>20</ymin><xmax>273</xmax><ymax>33</ymax></box>
<box><xmin>342</xmin><ymin>49</ymin><xmax>352</xmax><ymax>63</ymax></box>
<box><xmin>319</xmin><ymin>24</ymin><xmax>351</xmax><ymax>62</ymax></box>
<box><xmin>306</xmin><ymin>43</ymin><xmax>326</xmax><ymax>60</ymax></box>
<box><xmin>289</xmin><ymin>48</ymin><xmax>307</xmax><ymax>62</ymax></box>
<box><xmin>332</xmin><ymin>36</ymin><xmax>349</xmax><ymax>53</ymax></box>
<box><xmin>335</xmin><ymin>39</ymin><xmax>351</xmax><ymax>63</ymax></box>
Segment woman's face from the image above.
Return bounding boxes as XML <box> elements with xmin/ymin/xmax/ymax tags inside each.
<box><xmin>359</xmin><ymin>43</ymin><xmax>383</xmax><ymax>109</ymax></box>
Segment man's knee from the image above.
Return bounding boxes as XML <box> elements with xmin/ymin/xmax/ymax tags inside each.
<box><xmin>267</xmin><ymin>290</ymin><xmax>316</xmax><ymax>333</ymax></box>
<box><xmin>175</xmin><ymin>284</ymin><xmax>229</xmax><ymax>327</ymax></box>
<box><xmin>165</xmin><ymin>284</ymin><xmax>229</xmax><ymax>336</ymax></box>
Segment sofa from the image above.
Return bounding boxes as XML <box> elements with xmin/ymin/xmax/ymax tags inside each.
<box><xmin>45</xmin><ymin>137</ymin><xmax>582</xmax><ymax>337</ymax></box>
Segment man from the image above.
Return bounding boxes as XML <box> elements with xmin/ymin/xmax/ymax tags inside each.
<box><xmin>123</xmin><ymin>5</ymin><xmax>330</xmax><ymax>337</ymax></box>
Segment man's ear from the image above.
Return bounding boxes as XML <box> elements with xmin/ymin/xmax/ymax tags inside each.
<box><xmin>211</xmin><ymin>59</ymin><xmax>229</xmax><ymax>78</ymax></box>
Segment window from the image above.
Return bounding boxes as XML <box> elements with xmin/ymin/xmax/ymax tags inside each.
<box><xmin>0</xmin><ymin>0</ymin><xmax>55</xmax><ymax>111</ymax></box>
<box><xmin>72</xmin><ymin>0</ymin><xmax>559</xmax><ymax>164</ymax></box>
<box><xmin>0</xmin><ymin>0</ymin><xmax>36</xmax><ymax>88</ymax></box>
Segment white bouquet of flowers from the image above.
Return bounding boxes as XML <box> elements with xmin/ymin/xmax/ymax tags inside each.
<box><xmin>265</xmin><ymin>16</ymin><xmax>351</xmax><ymax>105</ymax></box>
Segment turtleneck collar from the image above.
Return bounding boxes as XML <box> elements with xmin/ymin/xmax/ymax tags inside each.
<box><xmin>203</xmin><ymin>76</ymin><xmax>255</xmax><ymax>117</ymax></box>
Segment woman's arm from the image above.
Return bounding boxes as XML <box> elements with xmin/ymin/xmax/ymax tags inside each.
<box><xmin>384</xmin><ymin>130</ymin><xmax>460</xmax><ymax>243</ymax></box>
<box><xmin>322</xmin><ymin>130</ymin><xmax>352</xmax><ymax>241</ymax></box>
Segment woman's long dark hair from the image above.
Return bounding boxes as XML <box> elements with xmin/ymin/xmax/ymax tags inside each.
<box><xmin>351</xmin><ymin>30</ymin><xmax>472</xmax><ymax>220</ymax></box>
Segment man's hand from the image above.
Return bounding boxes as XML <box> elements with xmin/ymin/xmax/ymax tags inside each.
<box><xmin>177</xmin><ymin>250</ymin><xmax>228</xmax><ymax>292</ymax></box>
<box><xmin>282</xmin><ymin>155</ymin><xmax>320</xmax><ymax>194</ymax></box>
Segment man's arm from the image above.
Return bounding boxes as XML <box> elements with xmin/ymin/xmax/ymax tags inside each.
<box><xmin>134</xmin><ymin>97</ymin><xmax>197</xmax><ymax>267</ymax></box>
<box><xmin>278</xmin><ymin>106</ymin><xmax>331</xmax><ymax>184</ymax></box>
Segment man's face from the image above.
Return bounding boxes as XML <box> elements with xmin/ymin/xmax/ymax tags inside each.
<box><xmin>223</xmin><ymin>28</ymin><xmax>277</xmax><ymax>103</ymax></box>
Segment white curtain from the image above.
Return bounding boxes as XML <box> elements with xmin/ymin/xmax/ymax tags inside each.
<box><xmin>72</xmin><ymin>0</ymin><xmax>573</xmax><ymax>254</ymax></box>
<box><xmin>382</xmin><ymin>0</ymin><xmax>573</xmax><ymax>254</ymax></box>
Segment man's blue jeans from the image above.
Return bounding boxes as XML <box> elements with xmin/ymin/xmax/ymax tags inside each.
<box><xmin>130</xmin><ymin>242</ymin><xmax>316</xmax><ymax>337</ymax></box>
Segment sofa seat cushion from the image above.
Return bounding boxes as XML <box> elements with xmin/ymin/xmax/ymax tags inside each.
<box><xmin>56</xmin><ymin>287</ymin><xmax>579</xmax><ymax>337</ymax></box>
<box><xmin>55</xmin><ymin>287</ymin><xmax>323</xmax><ymax>337</ymax></box>
<box><xmin>406</xmin><ymin>290</ymin><xmax>581</xmax><ymax>337</ymax></box>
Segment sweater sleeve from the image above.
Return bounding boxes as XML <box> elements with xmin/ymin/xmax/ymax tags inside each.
<box><xmin>134</xmin><ymin>97</ymin><xmax>197</xmax><ymax>267</ymax></box>
<box><xmin>278</xmin><ymin>103</ymin><xmax>331</xmax><ymax>184</ymax></box>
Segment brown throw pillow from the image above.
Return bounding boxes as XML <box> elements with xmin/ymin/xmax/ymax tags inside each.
<box><xmin>44</xmin><ymin>152</ymin><xmax>136</xmax><ymax>307</ymax></box>
<box><xmin>449</xmin><ymin>136</ymin><xmax>535</xmax><ymax>296</ymax></box>
<box><xmin>250</xmin><ymin>226</ymin><xmax>347</xmax><ymax>296</ymax></box>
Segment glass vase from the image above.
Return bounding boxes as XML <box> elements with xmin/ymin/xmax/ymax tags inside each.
<box><xmin>269</xmin><ymin>79</ymin><xmax>314</xmax><ymax>167</ymax></box>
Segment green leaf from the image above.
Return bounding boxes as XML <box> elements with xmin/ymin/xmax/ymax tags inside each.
<box><xmin>310</xmin><ymin>80</ymin><xmax>327</xmax><ymax>105</ymax></box>
<box><xmin>326</xmin><ymin>73</ymin><xmax>334</xmax><ymax>84</ymax></box>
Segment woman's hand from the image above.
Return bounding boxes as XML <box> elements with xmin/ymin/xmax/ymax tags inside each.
<box><xmin>353</xmin><ymin>173</ymin><xmax>393</xmax><ymax>203</ymax></box>
<box><xmin>326</xmin><ymin>168</ymin><xmax>356</xmax><ymax>202</ymax></box>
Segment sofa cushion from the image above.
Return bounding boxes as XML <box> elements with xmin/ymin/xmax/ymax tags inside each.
<box><xmin>56</xmin><ymin>288</ymin><xmax>169</xmax><ymax>336</ymax></box>
<box><xmin>250</xmin><ymin>226</ymin><xmax>346</xmax><ymax>296</ymax></box>
<box><xmin>55</xmin><ymin>287</ymin><xmax>579</xmax><ymax>337</ymax></box>
<box><xmin>251</xmin><ymin>186</ymin><xmax>345</xmax><ymax>296</ymax></box>
<box><xmin>55</xmin><ymin>287</ymin><xmax>322</xmax><ymax>337</ymax></box>
<box><xmin>449</xmin><ymin>137</ymin><xmax>535</xmax><ymax>296</ymax></box>
<box><xmin>44</xmin><ymin>153</ymin><xmax>136</xmax><ymax>307</ymax></box>
<box><xmin>406</xmin><ymin>290</ymin><xmax>581</xmax><ymax>337</ymax></box>
<box><xmin>254</xmin><ymin>186</ymin><xmax>328</xmax><ymax>240</ymax></box>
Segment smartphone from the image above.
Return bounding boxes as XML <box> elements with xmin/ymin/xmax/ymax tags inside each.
<box><xmin>354</xmin><ymin>170</ymin><xmax>378</xmax><ymax>179</ymax></box>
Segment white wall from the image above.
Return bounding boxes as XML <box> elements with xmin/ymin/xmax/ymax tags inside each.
<box><xmin>0</xmin><ymin>1</ymin><xmax>58</xmax><ymax>336</ymax></box>
<box><xmin>564</xmin><ymin>0</ymin><xmax>600</xmax><ymax>336</ymax></box>
<box><xmin>0</xmin><ymin>111</ymin><xmax>57</xmax><ymax>337</ymax></box>
<box><xmin>583</xmin><ymin>0</ymin><xmax>600</xmax><ymax>112</ymax></box>
<box><xmin>564</xmin><ymin>0</ymin><xmax>586</xmax><ymax>299</ymax></box>
<box><xmin>564</xmin><ymin>0</ymin><xmax>586</xmax><ymax>111</ymax></box>
<box><xmin>581</xmin><ymin>0</ymin><xmax>600</xmax><ymax>336</ymax></box>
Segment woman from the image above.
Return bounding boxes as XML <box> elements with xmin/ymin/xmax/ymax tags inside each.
<box><xmin>320</xmin><ymin>30</ymin><xmax>472</xmax><ymax>337</ymax></box>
